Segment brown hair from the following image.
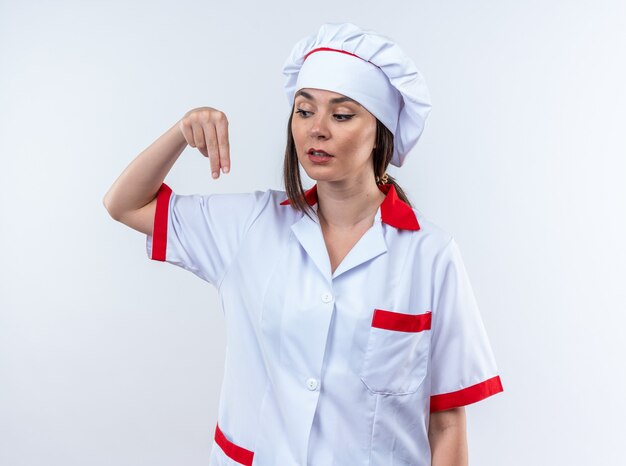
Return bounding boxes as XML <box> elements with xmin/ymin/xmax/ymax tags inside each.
<box><xmin>282</xmin><ymin>102</ymin><xmax>413</xmax><ymax>221</ymax></box>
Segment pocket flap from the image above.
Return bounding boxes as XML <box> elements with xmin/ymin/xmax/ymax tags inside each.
<box><xmin>371</xmin><ymin>308</ymin><xmax>432</xmax><ymax>332</ymax></box>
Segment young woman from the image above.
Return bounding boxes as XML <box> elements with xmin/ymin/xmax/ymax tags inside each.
<box><xmin>104</xmin><ymin>22</ymin><xmax>503</xmax><ymax>466</ymax></box>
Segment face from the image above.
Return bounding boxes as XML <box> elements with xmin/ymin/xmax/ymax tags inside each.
<box><xmin>291</xmin><ymin>87</ymin><xmax>377</xmax><ymax>184</ymax></box>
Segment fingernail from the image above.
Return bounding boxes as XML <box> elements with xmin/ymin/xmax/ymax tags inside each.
<box><xmin>223</xmin><ymin>166</ymin><xmax>229</xmax><ymax>173</ymax></box>
<box><xmin>212</xmin><ymin>172</ymin><xmax>218</xmax><ymax>179</ymax></box>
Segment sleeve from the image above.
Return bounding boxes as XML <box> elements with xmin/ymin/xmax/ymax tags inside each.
<box><xmin>428</xmin><ymin>237</ymin><xmax>504</xmax><ymax>412</ymax></box>
<box><xmin>145</xmin><ymin>182</ymin><xmax>267</xmax><ymax>288</ymax></box>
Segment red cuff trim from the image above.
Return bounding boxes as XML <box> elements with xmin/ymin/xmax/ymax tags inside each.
<box><xmin>430</xmin><ymin>375</ymin><xmax>504</xmax><ymax>412</ymax></box>
<box><xmin>150</xmin><ymin>183</ymin><xmax>172</xmax><ymax>261</ymax></box>
<box><xmin>214</xmin><ymin>422</ymin><xmax>254</xmax><ymax>466</ymax></box>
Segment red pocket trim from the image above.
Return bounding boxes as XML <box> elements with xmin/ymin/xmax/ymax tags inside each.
<box><xmin>371</xmin><ymin>309</ymin><xmax>432</xmax><ymax>332</ymax></box>
<box><xmin>214</xmin><ymin>422</ymin><xmax>254</xmax><ymax>466</ymax></box>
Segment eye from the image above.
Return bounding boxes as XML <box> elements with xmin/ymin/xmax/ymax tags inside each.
<box><xmin>295</xmin><ymin>109</ymin><xmax>355</xmax><ymax>121</ymax></box>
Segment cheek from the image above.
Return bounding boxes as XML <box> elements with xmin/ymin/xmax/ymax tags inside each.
<box><xmin>291</xmin><ymin>120</ymin><xmax>305</xmax><ymax>140</ymax></box>
<box><xmin>363</xmin><ymin>120</ymin><xmax>377</xmax><ymax>141</ymax></box>
<box><xmin>340</xmin><ymin>126</ymin><xmax>375</xmax><ymax>152</ymax></box>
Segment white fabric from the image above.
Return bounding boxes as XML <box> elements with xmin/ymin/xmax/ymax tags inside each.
<box><xmin>282</xmin><ymin>22</ymin><xmax>433</xmax><ymax>167</ymax></box>
<box><xmin>145</xmin><ymin>189</ymin><xmax>264</xmax><ymax>286</ymax></box>
<box><xmin>294</xmin><ymin>47</ymin><xmax>403</xmax><ymax>139</ymax></box>
<box><xmin>145</xmin><ymin>183</ymin><xmax>503</xmax><ymax>466</ymax></box>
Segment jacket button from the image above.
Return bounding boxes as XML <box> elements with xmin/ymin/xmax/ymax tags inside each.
<box><xmin>321</xmin><ymin>292</ymin><xmax>333</xmax><ymax>303</ymax></box>
<box><xmin>306</xmin><ymin>377</ymin><xmax>319</xmax><ymax>390</ymax></box>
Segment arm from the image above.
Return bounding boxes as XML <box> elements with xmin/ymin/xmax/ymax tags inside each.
<box><xmin>102</xmin><ymin>120</ymin><xmax>187</xmax><ymax>234</ymax></box>
<box><xmin>103</xmin><ymin>107</ymin><xmax>231</xmax><ymax>235</ymax></box>
<box><xmin>428</xmin><ymin>407</ymin><xmax>468</xmax><ymax>466</ymax></box>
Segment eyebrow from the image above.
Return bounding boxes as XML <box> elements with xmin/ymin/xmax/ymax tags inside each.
<box><xmin>295</xmin><ymin>89</ymin><xmax>360</xmax><ymax>106</ymax></box>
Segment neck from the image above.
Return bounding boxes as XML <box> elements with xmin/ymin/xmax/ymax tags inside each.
<box><xmin>316</xmin><ymin>180</ymin><xmax>387</xmax><ymax>229</ymax></box>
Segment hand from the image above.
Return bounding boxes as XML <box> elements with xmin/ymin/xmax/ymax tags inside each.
<box><xmin>178</xmin><ymin>107</ymin><xmax>230</xmax><ymax>179</ymax></box>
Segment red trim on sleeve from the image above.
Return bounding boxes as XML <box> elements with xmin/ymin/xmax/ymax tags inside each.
<box><xmin>214</xmin><ymin>422</ymin><xmax>254</xmax><ymax>466</ymax></box>
<box><xmin>150</xmin><ymin>183</ymin><xmax>172</xmax><ymax>261</ymax></box>
<box><xmin>372</xmin><ymin>309</ymin><xmax>432</xmax><ymax>332</ymax></box>
<box><xmin>430</xmin><ymin>375</ymin><xmax>504</xmax><ymax>412</ymax></box>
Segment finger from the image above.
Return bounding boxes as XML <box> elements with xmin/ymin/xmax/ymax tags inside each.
<box><xmin>214</xmin><ymin>113</ymin><xmax>230</xmax><ymax>174</ymax></box>
<box><xmin>191</xmin><ymin>121</ymin><xmax>206</xmax><ymax>149</ymax></box>
<box><xmin>202</xmin><ymin>122</ymin><xmax>221</xmax><ymax>179</ymax></box>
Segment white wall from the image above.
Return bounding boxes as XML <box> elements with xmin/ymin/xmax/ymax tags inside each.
<box><xmin>1</xmin><ymin>1</ymin><xmax>624</xmax><ymax>465</ymax></box>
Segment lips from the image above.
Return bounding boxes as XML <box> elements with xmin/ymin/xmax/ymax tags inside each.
<box><xmin>308</xmin><ymin>148</ymin><xmax>333</xmax><ymax>156</ymax></box>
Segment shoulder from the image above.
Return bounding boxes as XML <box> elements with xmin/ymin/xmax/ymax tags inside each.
<box><xmin>189</xmin><ymin>187</ymin><xmax>276</xmax><ymax>210</ymax></box>
<box><xmin>168</xmin><ymin>188</ymin><xmax>277</xmax><ymax>230</ymax></box>
<box><xmin>411</xmin><ymin>208</ymin><xmax>473</xmax><ymax>276</ymax></box>
<box><xmin>183</xmin><ymin>187</ymin><xmax>302</xmax><ymax>217</ymax></box>
<box><xmin>215</xmin><ymin>188</ymin><xmax>299</xmax><ymax>223</ymax></box>
<box><xmin>411</xmin><ymin>206</ymin><xmax>455</xmax><ymax>252</ymax></box>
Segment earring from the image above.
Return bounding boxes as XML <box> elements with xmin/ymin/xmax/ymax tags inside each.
<box><xmin>376</xmin><ymin>172</ymin><xmax>389</xmax><ymax>185</ymax></box>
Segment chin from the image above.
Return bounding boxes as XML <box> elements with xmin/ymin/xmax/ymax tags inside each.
<box><xmin>303</xmin><ymin>164</ymin><xmax>334</xmax><ymax>175</ymax></box>
<box><xmin>306</xmin><ymin>173</ymin><xmax>342</xmax><ymax>186</ymax></box>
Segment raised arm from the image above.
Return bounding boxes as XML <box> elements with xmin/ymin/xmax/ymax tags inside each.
<box><xmin>102</xmin><ymin>107</ymin><xmax>231</xmax><ymax>235</ymax></box>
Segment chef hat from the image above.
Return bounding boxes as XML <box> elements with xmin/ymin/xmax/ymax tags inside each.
<box><xmin>282</xmin><ymin>22</ymin><xmax>432</xmax><ymax>167</ymax></box>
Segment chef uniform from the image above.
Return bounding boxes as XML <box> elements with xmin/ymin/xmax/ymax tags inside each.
<box><xmin>145</xmin><ymin>22</ymin><xmax>503</xmax><ymax>466</ymax></box>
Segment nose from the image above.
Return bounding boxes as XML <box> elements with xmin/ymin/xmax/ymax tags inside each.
<box><xmin>309</xmin><ymin>114</ymin><xmax>329</xmax><ymax>139</ymax></box>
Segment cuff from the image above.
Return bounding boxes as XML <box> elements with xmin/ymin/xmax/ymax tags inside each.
<box><xmin>430</xmin><ymin>375</ymin><xmax>504</xmax><ymax>412</ymax></box>
<box><xmin>147</xmin><ymin>182</ymin><xmax>172</xmax><ymax>262</ymax></box>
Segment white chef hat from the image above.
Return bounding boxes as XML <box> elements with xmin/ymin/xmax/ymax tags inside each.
<box><xmin>282</xmin><ymin>22</ymin><xmax>432</xmax><ymax>167</ymax></box>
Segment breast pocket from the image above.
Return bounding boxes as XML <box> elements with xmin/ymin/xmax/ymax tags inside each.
<box><xmin>359</xmin><ymin>308</ymin><xmax>432</xmax><ymax>395</ymax></box>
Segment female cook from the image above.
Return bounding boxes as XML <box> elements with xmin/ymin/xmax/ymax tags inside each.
<box><xmin>104</xmin><ymin>21</ymin><xmax>504</xmax><ymax>466</ymax></box>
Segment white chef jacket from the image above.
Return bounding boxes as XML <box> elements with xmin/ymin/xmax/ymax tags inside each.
<box><xmin>145</xmin><ymin>181</ymin><xmax>504</xmax><ymax>466</ymax></box>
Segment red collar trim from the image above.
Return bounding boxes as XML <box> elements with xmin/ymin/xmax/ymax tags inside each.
<box><xmin>280</xmin><ymin>183</ymin><xmax>420</xmax><ymax>231</ymax></box>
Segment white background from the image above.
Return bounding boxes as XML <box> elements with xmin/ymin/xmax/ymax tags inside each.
<box><xmin>1</xmin><ymin>1</ymin><xmax>625</xmax><ymax>465</ymax></box>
